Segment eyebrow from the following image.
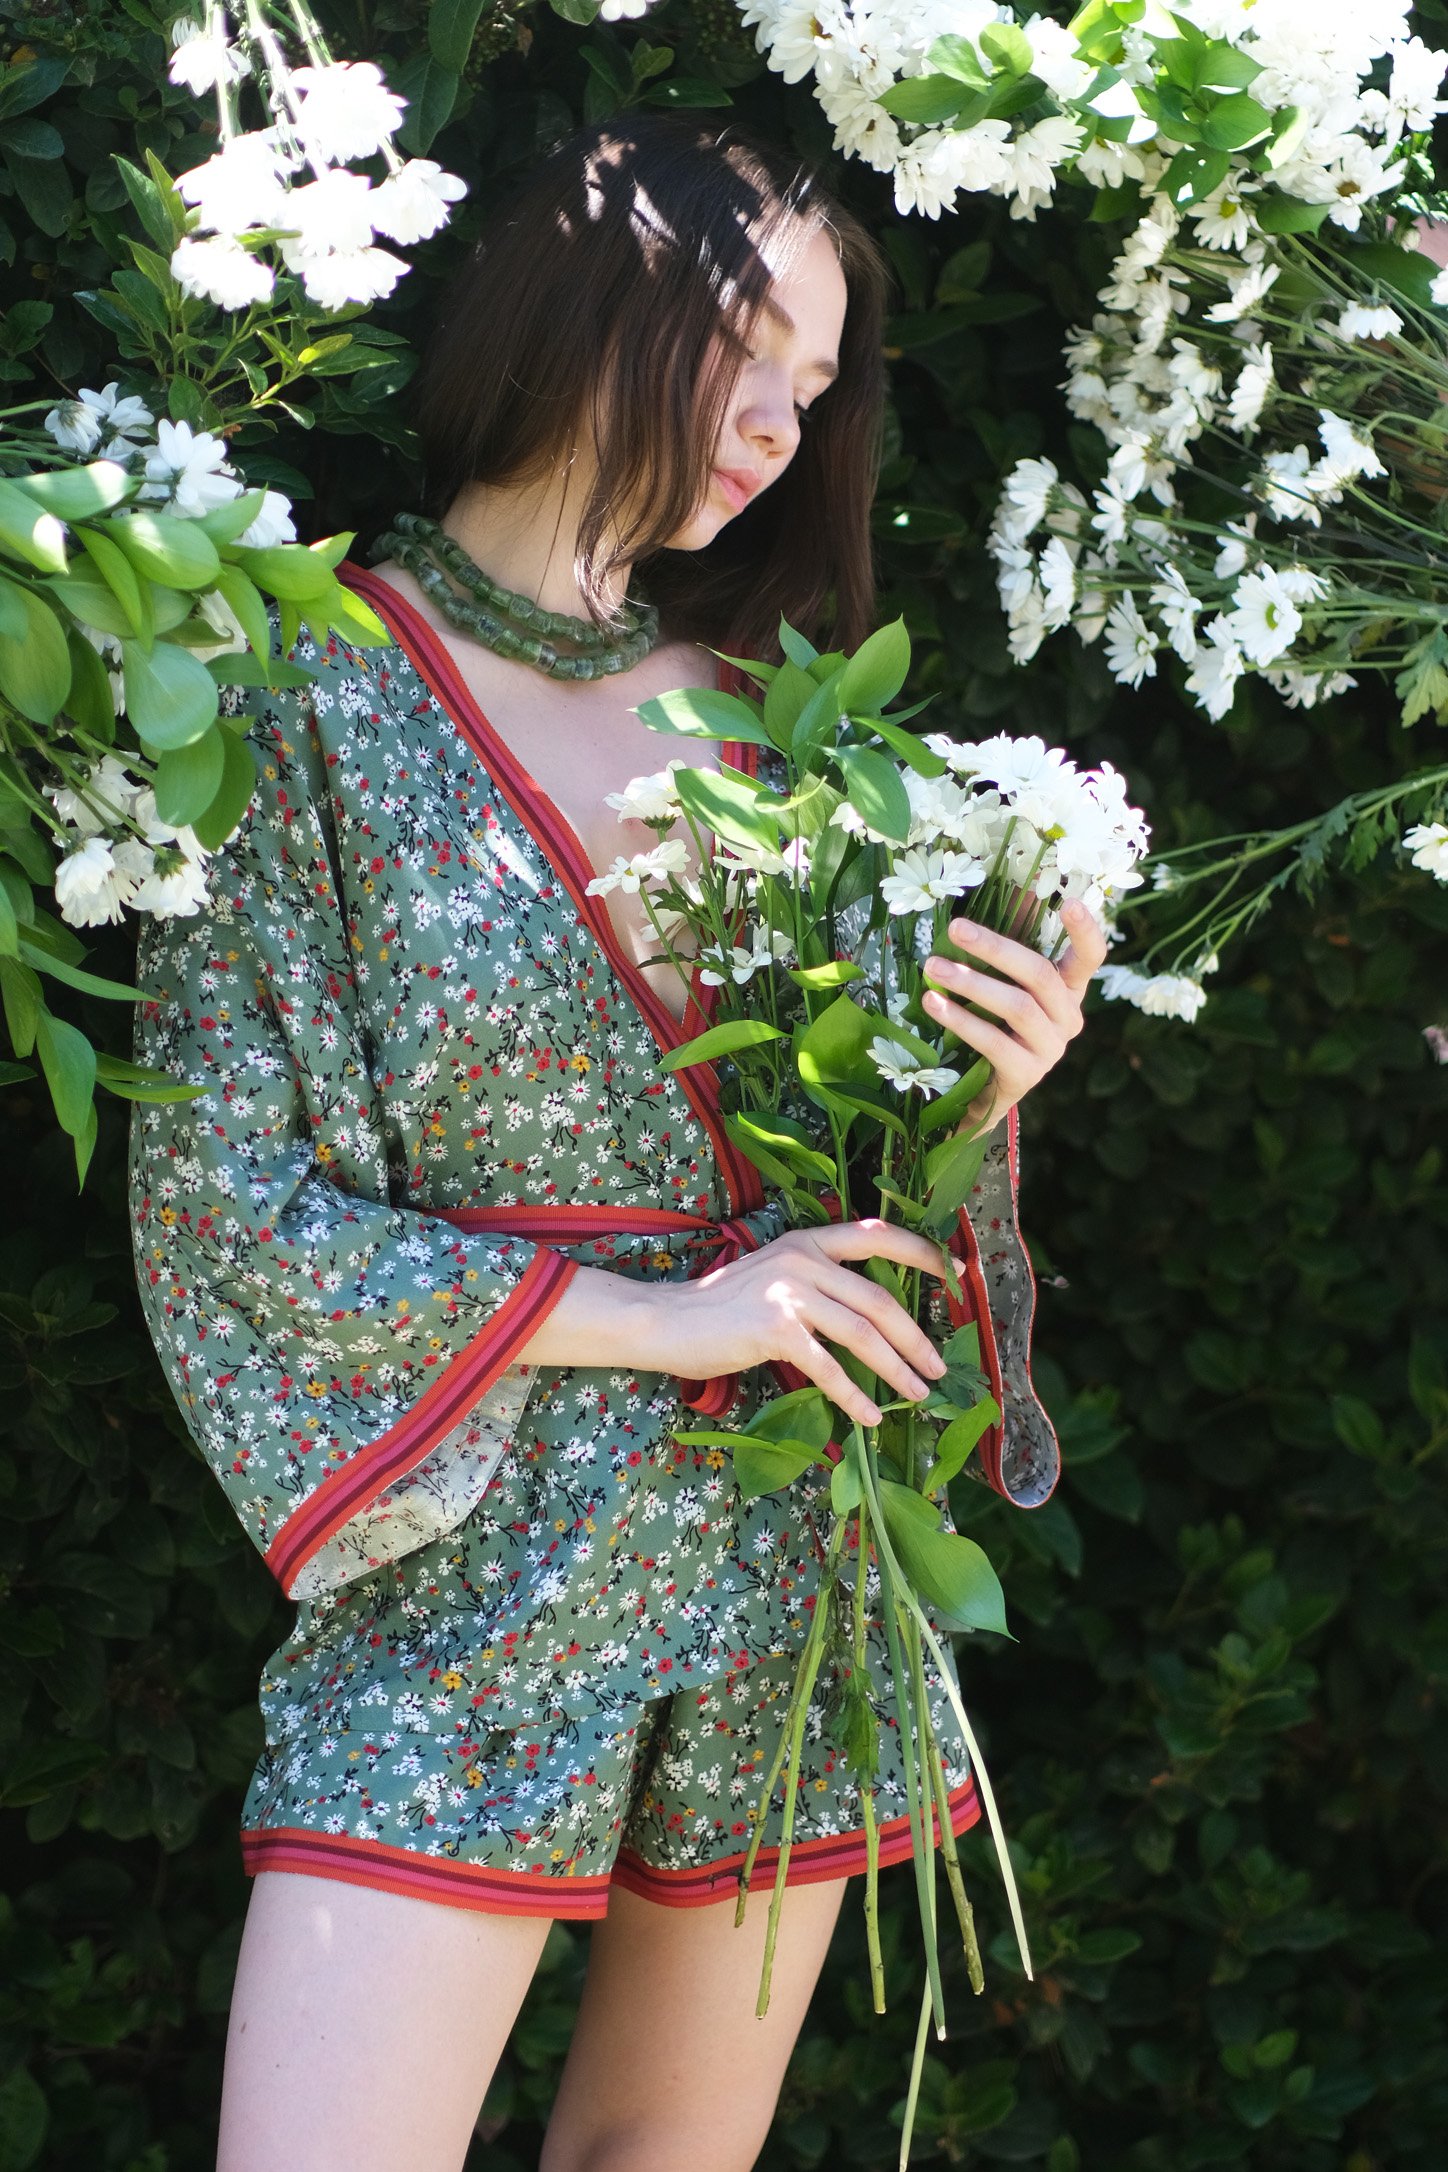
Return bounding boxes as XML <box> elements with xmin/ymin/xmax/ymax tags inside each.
<box><xmin>757</xmin><ymin>292</ymin><xmax>840</xmax><ymax>384</ymax></box>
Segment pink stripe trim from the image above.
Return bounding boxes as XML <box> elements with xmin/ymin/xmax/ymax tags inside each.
<box><xmin>265</xmin><ymin>1246</ymin><xmax>579</xmax><ymax>1595</ymax></box>
<box><xmin>339</xmin><ymin>565</ymin><xmax>762</xmax><ymax>1220</ymax></box>
<box><xmin>435</xmin><ymin>1203</ymin><xmax>720</xmax><ymax>1238</ymax></box>
<box><xmin>945</xmin><ymin>1201</ymin><xmax>1008</xmax><ymax>1498</ymax></box>
<box><xmin>610</xmin><ymin>1776</ymin><xmax>982</xmax><ymax>1908</ymax></box>
<box><xmin>242</xmin><ymin>1827</ymin><xmax>612</xmax><ymax>1919</ymax></box>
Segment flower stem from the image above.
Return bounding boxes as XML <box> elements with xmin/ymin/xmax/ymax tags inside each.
<box><xmin>852</xmin><ymin>1492</ymin><xmax>886</xmax><ymax>2013</ymax></box>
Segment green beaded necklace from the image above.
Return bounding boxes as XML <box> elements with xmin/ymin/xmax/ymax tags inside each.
<box><xmin>368</xmin><ymin>512</ymin><xmax>662</xmax><ymax>681</ymax></box>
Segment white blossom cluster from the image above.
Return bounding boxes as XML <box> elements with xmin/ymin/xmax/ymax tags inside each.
<box><xmin>735</xmin><ymin>0</ymin><xmax>1448</xmax><ymax>226</ymax></box>
<box><xmin>46</xmin><ymin>754</ymin><xmax>218</xmax><ymax>928</ymax></box>
<box><xmin>165</xmin><ymin>6</ymin><xmax>465</xmax><ymax>310</ymax></box>
<box><xmin>43</xmin><ymin>380</ymin><xmax>296</xmax><ymax>545</ymax></box>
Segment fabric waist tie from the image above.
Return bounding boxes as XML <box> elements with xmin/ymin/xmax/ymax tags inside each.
<box><xmin>432</xmin><ymin>1200</ymin><xmax>771</xmax><ymax>1418</ymax></box>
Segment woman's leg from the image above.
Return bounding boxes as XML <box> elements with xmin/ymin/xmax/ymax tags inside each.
<box><xmin>217</xmin><ymin>1870</ymin><xmax>556</xmax><ymax>2172</ymax></box>
<box><xmin>538</xmin><ymin>1874</ymin><xmax>850</xmax><ymax>2172</ymax></box>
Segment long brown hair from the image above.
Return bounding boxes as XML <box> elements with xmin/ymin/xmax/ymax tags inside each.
<box><xmin>414</xmin><ymin>113</ymin><xmax>891</xmax><ymax>662</ymax></box>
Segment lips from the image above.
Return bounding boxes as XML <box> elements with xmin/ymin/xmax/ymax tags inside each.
<box><xmin>713</xmin><ymin>468</ymin><xmax>761</xmax><ymax>512</ymax></box>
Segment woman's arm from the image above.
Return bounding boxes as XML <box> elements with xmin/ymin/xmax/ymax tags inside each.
<box><xmin>516</xmin><ymin>1217</ymin><xmax>954</xmax><ymax>1432</ymax></box>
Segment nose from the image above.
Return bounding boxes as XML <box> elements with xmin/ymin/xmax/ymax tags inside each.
<box><xmin>736</xmin><ymin>368</ymin><xmax>801</xmax><ymax>467</ymax></box>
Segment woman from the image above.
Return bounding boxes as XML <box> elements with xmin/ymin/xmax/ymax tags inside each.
<box><xmin>129</xmin><ymin>113</ymin><xmax>1106</xmax><ymax>2172</ymax></box>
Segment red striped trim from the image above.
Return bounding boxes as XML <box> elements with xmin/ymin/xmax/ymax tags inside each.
<box><xmin>264</xmin><ymin>1246</ymin><xmax>579</xmax><ymax>1596</ymax></box>
<box><xmin>339</xmin><ymin>565</ymin><xmax>762</xmax><ymax>1221</ymax></box>
<box><xmin>242</xmin><ymin>1826</ymin><xmax>612</xmax><ymax>1919</ymax></box>
<box><xmin>610</xmin><ymin>1775</ymin><xmax>982</xmax><ymax>1909</ymax></box>
<box><xmin>435</xmin><ymin>1203</ymin><xmax>721</xmax><ymax>1240</ymax></box>
<box><xmin>945</xmin><ymin>1200</ymin><xmax>1008</xmax><ymax>1499</ymax></box>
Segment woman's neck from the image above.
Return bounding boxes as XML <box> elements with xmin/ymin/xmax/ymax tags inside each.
<box><xmin>442</xmin><ymin>477</ymin><xmax>634</xmax><ymax>624</ymax></box>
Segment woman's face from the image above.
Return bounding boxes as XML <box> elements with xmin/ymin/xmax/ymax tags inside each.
<box><xmin>664</xmin><ymin>223</ymin><xmax>850</xmax><ymax>550</ymax></box>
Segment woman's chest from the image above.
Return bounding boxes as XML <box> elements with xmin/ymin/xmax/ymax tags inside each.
<box><xmin>311</xmin><ymin>658</ymin><xmax>723</xmax><ymax>1212</ymax></box>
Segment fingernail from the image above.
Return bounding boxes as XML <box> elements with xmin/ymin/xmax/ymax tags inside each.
<box><xmin>928</xmin><ymin>1352</ymin><xmax>947</xmax><ymax>1375</ymax></box>
<box><xmin>924</xmin><ymin>992</ymin><xmax>945</xmax><ymax>1010</ymax></box>
<box><xmin>864</xmin><ymin>1406</ymin><xmax>882</xmax><ymax>1426</ymax></box>
<box><xmin>952</xmin><ymin>917</ymin><xmax>979</xmax><ymax>936</ymax></box>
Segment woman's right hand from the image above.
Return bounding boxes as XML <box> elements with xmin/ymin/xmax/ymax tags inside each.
<box><xmin>519</xmin><ymin>1220</ymin><xmax>955</xmax><ymax>1427</ymax></box>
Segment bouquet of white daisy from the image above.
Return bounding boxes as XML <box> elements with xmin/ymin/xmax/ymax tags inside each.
<box><xmin>587</xmin><ymin>613</ymin><xmax>1149</xmax><ymax>2164</ymax></box>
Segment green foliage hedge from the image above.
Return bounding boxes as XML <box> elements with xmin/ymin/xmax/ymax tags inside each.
<box><xmin>1</xmin><ymin>4</ymin><xmax>1445</xmax><ymax>2168</ymax></box>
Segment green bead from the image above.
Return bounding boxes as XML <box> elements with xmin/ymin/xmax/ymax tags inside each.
<box><xmin>369</xmin><ymin>519</ymin><xmax>661</xmax><ymax>683</ymax></box>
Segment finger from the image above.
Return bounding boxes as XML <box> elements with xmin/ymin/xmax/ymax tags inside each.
<box><xmin>940</xmin><ymin>916</ymin><xmax>1079</xmax><ymax>1035</ymax></box>
<box><xmin>921</xmin><ymin>988</ymin><xmax>1036</xmax><ymax>1074</ymax></box>
<box><xmin>800</xmin><ymin>1292</ymin><xmax>937</xmax><ymax>1406</ymax></box>
<box><xmin>781</xmin><ymin>1323</ymin><xmax>882</xmax><ymax>1428</ymax></box>
<box><xmin>1053</xmin><ymin>900</ymin><xmax>1110</xmax><ymax>997</ymax></box>
<box><xmin>807</xmin><ymin>1219</ymin><xmax>950</xmax><ymax>1282</ymax></box>
<box><xmin>923</xmin><ymin>954</ymin><xmax>1065</xmax><ymax>1047</ymax></box>
<box><xmin>815</xmin><ymin>1265</ymin><xmax>946</xmax><ymax>1382</ymax></box>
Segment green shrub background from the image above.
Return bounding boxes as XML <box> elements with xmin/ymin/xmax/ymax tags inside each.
<box><xmin>1</xmin><ymin>3</ymin><xmax>1446</xmax><ymax>2166</ymax></box>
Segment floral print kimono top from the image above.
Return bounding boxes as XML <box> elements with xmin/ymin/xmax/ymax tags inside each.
<box><xmin>128</xmin><ymin>566</ymin><xmax>1060</xmax><ymax>1632</ymax></box>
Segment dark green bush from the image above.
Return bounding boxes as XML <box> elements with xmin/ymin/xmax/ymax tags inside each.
<box><xmin>1</xmin><ymin>5</ymin><xmax>1445</xmax><ymax>2168</ymax></box>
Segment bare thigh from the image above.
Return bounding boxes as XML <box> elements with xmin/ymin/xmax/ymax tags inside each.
<box><xmin>540</xmin><ymin>1875</ymin><xmax>851</xmax><ymax>2172</ymax></box>
<box><xmin>217</xmin><ymin>1871</ymin><xmax>553</xmax><ymax>2172</ymax></box>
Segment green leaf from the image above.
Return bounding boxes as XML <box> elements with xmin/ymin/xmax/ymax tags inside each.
<box><xmin>1395</xmin><ymin>630</ymin><xmax>1448</xmax><ymax>726</ymax></box>
<box><xmin>763</xmin><ymin>657</ymin><xmax>821</xmax><ymax>748</ymax></box>
<box><xmin>189</xmin><ymin>725</ymin><xmax>259</xmax><ymax>852</ymax></box>
<box><xmin>18</xmin><ymin>941</ymin><xmax>149</xmax><ymax>1001</ymax></box>
<box><xmin>796</xmin><ymin>990</ymin><xmax>881</xmax><ymax>1092</ymax></box>
<box><xmin>930</xmin><ymin>1396</ymin><xmax>1001</xmax><ymax>1487</ymax></box>
<box><xmin>838</xmin><ymin>617</ymin><xmax>911</xmax><ymax>714</ymax></box>
<box><xmin>877</xmin><ymin>1480</ymin><xmax>1009</xmax><ymax>1634</ymax></box>
<box><xmin>75</xmin><ymin>526</ymin><xmax>147</xmax><ymax>635</ymax></box>
<box><xmin>121</xmin><ymin>637</ymin><xmax>219</xmax><ymax>750</ymax></box>
<box><xmin>746</xmin><ymin>1385</ymin><xmax>835</xmax><ymax>1451</ymax></box>
<box><xmin>395</xmin><ymin>56</ymin><xmax>461</xmax><ymax>156</ymax></box>
<box><xmin>0</xmin><ymin>2061</ymin><xmax>49</xmax><ymax>2167</ymax></box>
<box><xmin>0</xmin><ymin>52</ymin><xmax>69</xmax><ymax>122</ymax></box>
<box><xmin>789</xmin><ymin>668</ymin><xmax>847</xmax><ymax>766</ymax></box>
<box><xmin>878</xmin><ymin>76</ymin><xmax>970</xmax><ymax>125</ymax></box>
<box><xmin>640</xmin><ymin>77</ymin><xmax>732</xmax><ymax>110</ymax></box>
<box><xmin>0</xmin><ymin>476</ymin><xmax>67</xmax><ymax>573</ymax></box>
<box><xmin>786</xmin><ymin>959</ymin><xmax>866</xmax><ymax>990</ymax></box>
<box><xmin>673</xmin><ymin>763</ymin><xmax>784</xmax><ymax>856</ymax></box>
<box><xmin>1254</xmin><ymin>193</ymin><xmax>1332</xmax><ymax>235</ymax></box>
<box><xmin>153</xmin><ymin>730</ymin><xmax>225</xmax><ymax>828</ymax></box>
<box><xmin>0</xmin><ymin>955</ymin><xmax>41</xmax><ymax>1056</ymax></box>
<box><xmin>633</xmin><ymin>685</ymin><xmax>773</xmax><ymax>745</ymax></box>
<box><xmin>980</xmin><ymin>21</ymin><xmax>1033</xmax><ymax>72</ymax></box>
<box><xmin>0</xmin><ymin>577</ymin><xmax>71</xmax><ymax>723</ymax></box>
<box><xmin>109</xmin><ymin>511</ymin><xmax>221</xmax><ymax>591</ymax></box>
<box><xmin>1263</xmin><ymin>102</ymin><xmax>1311</xmax><ymax>169</ymax></box>
<box><xmin>831</xmin><ymin>1454</ymin><xmax>863</xmax><ymax>1515</ymax></box>
<box><xmin>429</xmin><ymin>0</ymin><xmax>488</xmax><ymax>69</ymax></box>
<box><xmin>926</xmin><ymin>34</ymin><xmax>989</xmax><ymax>88</ymax></box>
<box><xmin>778</xmin><ymin>618</ymin><xmax>819</xmax><ymax>669</ymax></box>
<box><xmin>1193</xmin><ymin>44</ymin><xmax>1263</xmax><ymax>90</ymax></box>
<box><xmin>230</xmin><ymin>542</ymin><xmax>340</xmax><ymax>602</ymax></box>
<box><xmin>113</xmin><ymin>151</ymin><xmax>179</xmax><ymax>249</ymax></box>
<box><xmin>34</xmin><ymin>1009</ymin><xmax>96</xmax><ymax>1139</ymax></box>
<box><xmin>1199</xmin><ymin>91</ymin><xmax>1272</xmax><ymax>151</ymax></box>
<box><xmin>13</xmin><ymin>461</ymin><xmax>131</xmax><ymax>522</ymax></box>
<box><xmin>657</xmin><ymin>1017</ymin><xmax>787</xmax><ymax>1071</ymax></box>
<box><xmin>734</xmin><ymin>1435</ymin><xmax>824</xmax><ymax>1499</ymax></box>
<box><xmin>212</xmin><ymin>565</ymin><xmax>271</xmax><ymax>661</ymax></box>
<box><xmin>1350</xmin><ymin>241</ymin><xmax>1439</xmax><ymax>309</ymax></box>
<box><xmin>923</xmin><ymin>1125</ymin><xmax>989</xmax><ymax>1231</ymax></box>
<box><xmin>919</xmin><ymin>1053</ymin><xmax>992</xmax><ymax>1136</ymax></box>
<box><xmin>727</xmin><ymin>1110</ymin><xmax>838</xmax><ymax>1182</ymax></box>
<box><xmin>864</xmin><ymin>711</ymin><xmax>947</xmax><ymax>775</ymax></box>
<box><xmin>62</xmin><ymin>627</ymin><xmax>117</xmax><ymax>741</ymax></box>
<box><xmin>835</xmin><ymin>743</ymin><xmax>912</xmax><ymax>844</ymax></box>
<box><xmin>192</xmin><ymin>489</ymin><xmax>268</xmax><ymax>548</ymax></box>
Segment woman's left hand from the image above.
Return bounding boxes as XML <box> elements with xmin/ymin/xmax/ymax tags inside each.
<box><xmin>922</xmin><ymin>898</ymin><xmax>1110</xmax><ymax>1134</ymax></box>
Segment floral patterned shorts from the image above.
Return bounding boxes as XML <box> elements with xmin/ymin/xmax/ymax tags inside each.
<box><xmin>240</xmin><ymin>1582</ymin><xmax>984</xmax><ymax>1919</ymax></box>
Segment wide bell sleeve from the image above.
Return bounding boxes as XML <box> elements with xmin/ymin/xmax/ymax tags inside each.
<box><xmin>127</xmin><ymin>666</ymin><xmax>582</xmax><ymax>1602</ymax></box>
